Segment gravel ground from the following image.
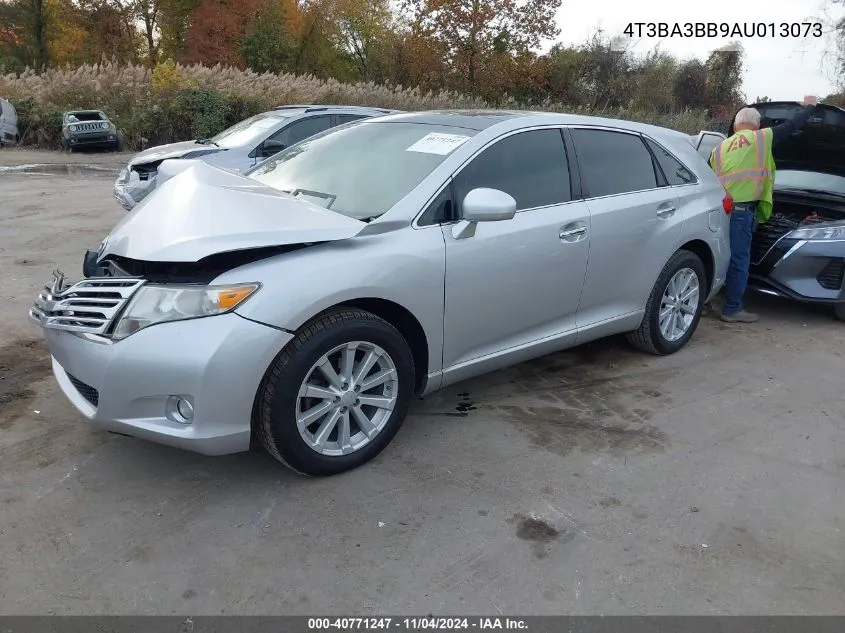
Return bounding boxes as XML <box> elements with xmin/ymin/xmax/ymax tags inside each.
<box><xmin>1</xmin><ymin>149</ymin><xmax>844</xmax><ymax>616</ymax></box>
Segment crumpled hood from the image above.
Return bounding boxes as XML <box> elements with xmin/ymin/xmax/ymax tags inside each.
<box><xmin>128</xmin><ymin>140</ymin><xmax>222</xmax><ymax>166</ymax></box>
<box><xmin>735</xmin><ymin>102</ymin><xmax>845</xmax><ymax>176</ymax></box>
<box><xmin>100</xmin><ymin>161</ymin><xmax>365</xmax><ymax>262</ymax></box>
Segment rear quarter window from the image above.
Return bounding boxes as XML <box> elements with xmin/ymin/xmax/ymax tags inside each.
<box><xmin>645</xmin><ymin>138</ymin><xmax>696</xmax><ymax>186</ymax></box>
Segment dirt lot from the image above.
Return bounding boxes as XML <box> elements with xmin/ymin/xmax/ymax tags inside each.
<box><xmin>1</xmin><ymin>149</ymin><xmax>844</xmax><ymax>615</ymax></box>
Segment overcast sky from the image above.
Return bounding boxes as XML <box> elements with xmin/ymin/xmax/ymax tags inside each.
<box><xmin>552</xmin><ymin>0</ymin><xmax>841</xmax><ymax>102</ymax></box>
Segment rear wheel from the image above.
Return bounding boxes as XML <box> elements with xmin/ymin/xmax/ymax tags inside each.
<box><xmin>254</xmin><ymin>308</ymin><xmax>415</xmax><ymax>476</ymax></box>
<box><xmin>627</xmin><ymin>250</ymin><xmax>707</xmax><ymax>355</ymax></box>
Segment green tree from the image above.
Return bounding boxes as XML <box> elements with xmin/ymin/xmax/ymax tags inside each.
<box><xmin>673</xmin><ymin>59</ymin><xmax>708</xmax><ymax>110</ymax></box>
<box><xmin>629</xmin><ymin>47</ymin><xmax>677</xmax><ymax>112</ymax></box>
<box><xmin>157</xmin><ymin>0</ymin><xmax>202</xmax><ymax>60</ymax></box>
<box><xmin>5</xmin><ymin>0</ymin><xmax>53</xmax><ymax>69</ymax></box>
<box><xmin>240</xmin><ymin>0</ymin><xmax>298</xmax><ymax>73</ymax></box>
<box><xmin>704</xmin><ymin>42</ymin><xmax>745</xmax><ymax>116</ymax></box>
<box><xmin>335</xmin><ymin>0</ymin><xmax>395</xmax><ymax>80</ymax></box>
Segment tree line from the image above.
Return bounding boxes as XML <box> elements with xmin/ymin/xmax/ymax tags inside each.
<box><xmin>1</xmin><ymin>0</ymin><xmax>840</xmax><ymax>116</ymax></box>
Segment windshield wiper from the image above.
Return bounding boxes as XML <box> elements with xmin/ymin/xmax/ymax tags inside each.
<box><xmin>779</xmin><ymin>187</ymin><xmax>845</xmax><ymax>199</ymax></box>
<box><xmin>195</xmin><ymin>138</ymin><xmax>220</xmax><ymax>147</ymax></box>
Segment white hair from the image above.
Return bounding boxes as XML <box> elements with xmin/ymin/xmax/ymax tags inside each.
<box><xmin>734</xmin><ymin>107</ymin><xmax>761</xmax><ymax>128</ymax></box>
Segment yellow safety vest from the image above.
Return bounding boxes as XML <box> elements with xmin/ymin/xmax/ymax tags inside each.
<box><xmin>709</xmin><ymin>128</ymin><xmax>777</xmax><ymax>224</ymax></box>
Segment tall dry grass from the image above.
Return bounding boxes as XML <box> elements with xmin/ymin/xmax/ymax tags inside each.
<box><xmin>0</xmin><ymin>61</ymin><xmax>716</xmax><ymax>150</ymax></box>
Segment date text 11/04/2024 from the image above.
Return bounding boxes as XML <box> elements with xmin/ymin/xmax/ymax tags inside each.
<box><xmin>307</xmin><ymin>618</ymin><xmax>528</xmax><ymax>630</ymax></box>
<box><xmin>623</xmin><ymin>22</ymin><xmax>823</xmax><ymax>38</ymax></box>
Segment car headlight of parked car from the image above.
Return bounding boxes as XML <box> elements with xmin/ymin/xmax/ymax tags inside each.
<box><xmin>112</xmin><ymin>283</ymin><xmax>260</xmax><ymax>340</ymax></box>
<box><xmin>69</xmin><ymin>124</ymin><xmax>78</xmax><ymax>132</ymax></box>
<box><xmin>787</xmin><ymin>224</ymin><xmax>845</xmax><ymax>241</ymax></box>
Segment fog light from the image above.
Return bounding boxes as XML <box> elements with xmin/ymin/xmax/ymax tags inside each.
<box><xmin>177</xmin><ymin>398</ymin><xmax>194</xmax><ymax>420</ymax></box>
<box><xmin>166</xmin><ymin>395</ymin><xmax>194</xmax><ymax>424</ymax></box>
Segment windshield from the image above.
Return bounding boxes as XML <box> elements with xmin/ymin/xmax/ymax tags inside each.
<box><xmin>247</xmin><ymin>121</ymin><xmax>478</xmax><ymax>220</ymax></box>
<box><xmin>775</xmin><ymin>170</ymin><xmax>845</xmax><ymax>196</ymax></box>
<box><xmin>66</xmin><ymin>112</ymin><xmax>105</xmax><ymax>123</ymax></box>
<box><xmin>209</xmin><ymin>111</ymin><xmax>292</xmax><ymax>148</ymax></box>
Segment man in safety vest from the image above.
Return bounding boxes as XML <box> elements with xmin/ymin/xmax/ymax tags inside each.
<box><xmin>709</xmin><ymin>98</ymin><xmax>820</xmax><ymax>323</ymax></box>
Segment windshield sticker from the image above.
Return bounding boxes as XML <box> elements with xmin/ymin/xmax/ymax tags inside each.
<box><xmin>406</xmin><ymin>133</ymin><xmax>471</xmax><ymax>155</ymax></box>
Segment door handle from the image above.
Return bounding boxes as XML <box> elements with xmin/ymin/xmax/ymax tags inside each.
<box><xmin>656</xmin><ymin>206</ymin><xmax>676</xmax><ymax>218</ymax></box>
<box><xmin>560</xmin><ymin>226</ymin><xmax>587</xmax><ymax>239</ymax></box>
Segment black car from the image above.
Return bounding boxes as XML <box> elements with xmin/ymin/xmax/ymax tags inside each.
<box><xmin>737</xmin><ymin>101</ymin><xmax>845</xmax><ymax>321</ymax></box>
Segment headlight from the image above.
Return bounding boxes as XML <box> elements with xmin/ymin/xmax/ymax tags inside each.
<box><xmin>787</xmin><ymin>224</ymin><xmax>845</xmax><ymax>241</ymax></box>
<box><xmin>101</xmin><ymin>122</ymin><xmax>110</xmax><ymax>130</ymax></box>
<box><xmin>69</xmin><ymin>124</ymin><xmax>77</xmax><ymax>132</ymax></box>
<box><xmin>112</xmin><ymin>283</ymin><xmax>260</xmax><ymax>340</ymax></box>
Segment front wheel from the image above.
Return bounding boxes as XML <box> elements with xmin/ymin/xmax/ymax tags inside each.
<box><xmin>627</xmin><ymin>250</ymin><xmax>707</xmax><ymax>355</ymax></box>
<box><xmin>254</xmin><ymin>308</ymin><xmax>415</xmax><ymax>476</ymax></box>
<box><xmin>834</xmin><ymin>304</ymin><xmax>845</xmax><ymax>322</ymax></box>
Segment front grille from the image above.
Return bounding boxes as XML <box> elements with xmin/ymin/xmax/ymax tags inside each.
<box><xmin>75</xmin><ymin>135</ymin><xmax>108</xmax><ymax>143</ymax></box>
<box><xmin>751</xmin><ymin>215</ymin><xmax>799</xmax><ymax>265</ymax></box>
<box><xmin>817</xmin><ymin>259</ymin><xmax>845</xmax><ymax>291</ymax></box>
<box><xmin>75</xmin><ymin>122</ymin><xmax>107</xmax><ymax>132</ymax></box>
<box><xmin>66</xmin><ymin>373</ymin><xmax>99</xmax><ymax>407</ymax></box>
<box><xmin>29</xmin><ymin>276</ymin><xmax>145</xmax><ymax>335</ymax></box>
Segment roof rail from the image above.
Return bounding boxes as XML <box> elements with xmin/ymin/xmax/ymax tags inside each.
<box><xmin>274</xmin><ymin>104</ymin><xmax>398</xmax><ymax>114</ymax></box>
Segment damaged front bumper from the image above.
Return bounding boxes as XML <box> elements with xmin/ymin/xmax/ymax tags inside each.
<box><xmin>113</xmin><ymin>167</ymin><xmax>157</xmax><ymax>211</ymax></box>
<box><xmin>27</xmin><ymin>269</ymin><xmax>293</xmax><ymax>456</ymax></box>
<box><xmin>750</xmin><ymin>236</ymin><xmax>845</xmax><ymax>305</ymax></box>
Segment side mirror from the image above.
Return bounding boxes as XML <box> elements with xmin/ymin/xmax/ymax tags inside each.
<box><xmin>461</xmin><ymin>188</ymin><xmax>517</xmax><ymax>223</ymax></box>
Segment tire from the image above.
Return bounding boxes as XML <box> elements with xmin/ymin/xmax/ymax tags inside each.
<box><xmin>834</xmin><ymin>304</ymin><xmax>845</xmax><ymax>322</ymax></box>
<box><xmin>115</xmin><ymin>134</ymin><xmax>125</xmax><ymax>152</ymax></box>
<box><xmin>627</xmin><ymin>249</ymin><xmax>707</xmax><ymax>355</ymax></box>
<box><xmin>254</xmin><ymin>308</ymin><xmax>415</xmax><ymax>476</ymax></box>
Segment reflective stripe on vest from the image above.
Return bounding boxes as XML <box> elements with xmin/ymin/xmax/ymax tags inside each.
<box><xmin>713</xmin><ymin>129</ymin><xmax>772</xmax><ymax>199</ymax></box>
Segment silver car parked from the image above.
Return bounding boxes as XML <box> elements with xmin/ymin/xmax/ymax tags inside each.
<box><xmin>29</xmin><ymin>110</ymin><xmax>731</xmax><ymax>476</ymax></box>
<box><xmin>113</xmin><ymin>104</ymin><xmax>399</xmax><ymax>210</ymax></box>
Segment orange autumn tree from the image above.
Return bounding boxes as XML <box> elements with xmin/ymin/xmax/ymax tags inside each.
<box><xmin>181</xmin><ymin>0</ymin><xmax>264</xmax><ymax>66</ymax></box>
<box><xmin>400</xmin><ymin>0</ymin><xmax>562</xmax><ymax>97</ymax></box>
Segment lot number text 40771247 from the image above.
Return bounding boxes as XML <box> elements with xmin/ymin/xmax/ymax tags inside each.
<box><xmin>623</xmin><ymin>22</ymin><xmax>823</xmax><ymax>38</ymax></box>
<box><xmin>307</xmin><ymin>618</ymin><xmax>529</xmax><ymax>630</ymax></box>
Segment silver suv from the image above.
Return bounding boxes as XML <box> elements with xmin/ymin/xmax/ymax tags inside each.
<box><xmin>30</xmin><ymin>110</ymin><xmax>731</xmax><ymax>476</ymax></box>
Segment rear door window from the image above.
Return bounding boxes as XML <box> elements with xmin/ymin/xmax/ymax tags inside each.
<box><xmin>271</xmin><ymin>115</ymin><xmax>334</xmax><ymax>148</ymax></box>
<box><xmin>570</xmin><ymin>128</ymin><xmax>658</xmax><ymax>198</ymax></box>
<box><xmin>336</xmin><ymin>114</ymin><xmax>369</xmax><ymax>125</ymax></box>
<box><xmin>453</xmin><ymin>129</ymin><xmax>572</xmax><ymax>211</ymax></box>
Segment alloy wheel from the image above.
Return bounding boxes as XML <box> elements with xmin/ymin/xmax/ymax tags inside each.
<box><xmin>659</xmin><ymin>267</ymin><xmax>700</xmax><ymax>342</ymax></box>
<box><xmin>296</xmin><ymin>341</ymin><xmax>399</xmax><ymax>457</ymax></box>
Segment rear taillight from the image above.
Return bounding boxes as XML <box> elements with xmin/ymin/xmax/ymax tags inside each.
<box><xmin>722</xmin><ymin>191</ymin><xmax>734</xmax><ymax>214</ymax></box>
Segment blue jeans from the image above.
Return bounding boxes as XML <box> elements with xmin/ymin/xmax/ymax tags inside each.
<box><xmin>723</xmin><ymin>203</ymin><xmax>758</xmax><ymax>315</ymax></box>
